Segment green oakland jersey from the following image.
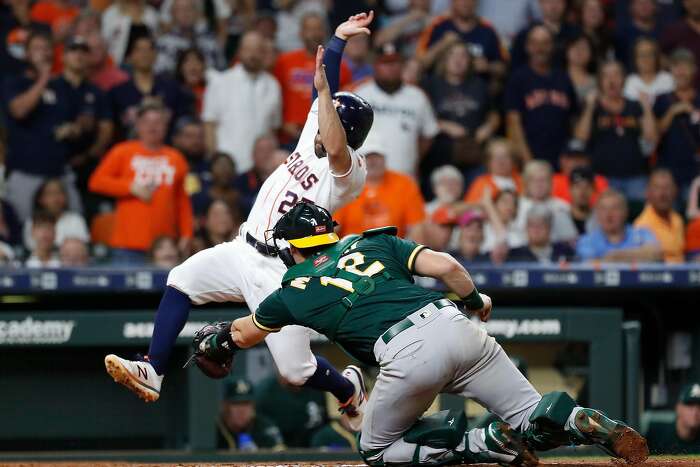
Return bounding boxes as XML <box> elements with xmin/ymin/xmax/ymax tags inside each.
<box><xmin>254</xmin><ymin>229</ymin><xmax>444</xmax><ymax>365</ymax></box>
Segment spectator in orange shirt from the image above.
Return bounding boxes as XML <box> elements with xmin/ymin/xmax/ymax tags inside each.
<box><xmin>88</xmin><ymin>101</ymin><xmax>193</xmax><ymax>264</ymax></box>
<box><xmin>273</xmin><ymin>12</ymin><xmax>351</xmax><ymax>145</ymax></box>
<box><xmin>551</xmin><ymin>141</ymin><xmax>609</xmax><ymax>205</ymax></box>
<box><xmin>464</xmin><ymin>138</ymin><xmax>523</xmax><ymax>203</ymax></box>
<box><xmin>333</xmin><ymin>142</ymin><xmax>426</xmax><ymax>238</ymax></box>
<box><xmin>634</xmin><ymin>168</ymin><xmax>685</xmax><ymax>263</ymax></box>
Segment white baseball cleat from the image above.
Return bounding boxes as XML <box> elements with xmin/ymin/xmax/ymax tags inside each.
<box><xmin>105</xmin><ymin>354</ymin><xmax>163</xmax><ymax>402</ymax></box>
<box><xmin>339</xmin><ymin>365</ymin><xmax>367</xmax><ymax>431</ymax></box>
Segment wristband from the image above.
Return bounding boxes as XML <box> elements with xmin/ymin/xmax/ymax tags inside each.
<box><xmin>461</xmin><ymin>288</ymin><xmax>484</xmax><ymax>311</ymax></box>
<box><xmin>328</xmin><ymin>35</ymin><xmax>347</xmax><ymax>53</ymax></box>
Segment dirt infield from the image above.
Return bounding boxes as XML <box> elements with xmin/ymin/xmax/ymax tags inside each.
<box><xmin>3</xmin><ymin>460</ymin><xmax>700</xmax><ymax>467</ymax></box>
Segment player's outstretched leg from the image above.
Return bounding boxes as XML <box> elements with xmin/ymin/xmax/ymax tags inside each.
<box><xmin>105</xmin><ymin>242</ymin><xmax>248</xmax><ymax>401</ymax></box>
<box><xmin>523</xmin><ymin>391</ymin><xmax>649</xmax><ymax>464</ymax></box>
<box><xmin>104</xmin><ymin>286</ymin><xmax>190</xmax><ymax>401</ymax></box>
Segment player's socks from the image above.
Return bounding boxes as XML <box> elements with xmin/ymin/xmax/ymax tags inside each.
<box><xmin>147</xmin><ymin>287</ymin><xmax>192</xmax><ymax>375</ymax></box>
<box><xmin>304</xmin><ymin>355</ymin><xmax>354</xmax><ymax>402</ymax></box>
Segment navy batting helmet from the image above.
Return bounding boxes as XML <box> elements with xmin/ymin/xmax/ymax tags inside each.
<box><xmin>333</xmin><ymin>91</ymin><xmax>373</xmax><ymax>150</ymax></box>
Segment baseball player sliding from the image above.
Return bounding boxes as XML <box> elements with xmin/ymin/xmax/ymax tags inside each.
<box><xmin>105</xmin><ymin>12</ymin><xmax>375</xmax><ymax>427</ymax></box>
<box><xmin>190</xmin><ymin>202</ymin><xmax>649</xmax><ymax>466</ymax></box>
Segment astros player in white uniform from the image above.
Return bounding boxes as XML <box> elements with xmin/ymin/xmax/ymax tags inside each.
<box><xmin>105</xmin><ymin>12</ymin><xmax>375</xmax><ymax>424</ymax></box>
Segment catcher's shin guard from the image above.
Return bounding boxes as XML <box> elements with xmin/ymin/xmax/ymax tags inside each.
<box><xmin>359</xmin><ymin>410</ymin><xmax>468</xmax><ymax>466</ymax></box>
<box><xmin>359</xmin><ymin>411</ymin><xmax>538</xmax><ymax>466</ymax></box>
<box><xmin>522</xmin><ymin>391</ymin><xmax>577</xmax><ymax>451</ymax></box>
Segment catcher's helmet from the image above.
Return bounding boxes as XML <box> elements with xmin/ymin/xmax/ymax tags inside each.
<box><xmin>272</xmin><ymin>202</ymin><xmax>339</xmax><ymax>267</ymax></box>
<box><xmin>333</xmin><ymin>91</ymin><xmax>374</xmax><ymax>150</ymax></box>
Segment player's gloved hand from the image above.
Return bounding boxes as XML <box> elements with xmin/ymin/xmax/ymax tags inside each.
<box><xmin>188</xmin><ymin>322</ymin><xmax>235</xmax><ymax>379</ymax></box>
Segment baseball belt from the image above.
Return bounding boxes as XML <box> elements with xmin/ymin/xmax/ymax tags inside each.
<box><xmin>246</xmin><ymin>232</ymin><xmax>279</xmax><ymax>257</ymax></box>
<box><xmin>380</xmin><ymin>298</ymin><xmax>456</xmax><ymax>345</ymax></box>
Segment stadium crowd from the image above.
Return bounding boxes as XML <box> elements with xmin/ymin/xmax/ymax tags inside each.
<box><xmin>1</xmin><ymin>0</ymin><xmax>700</xmax><ymax>268</ymax></box>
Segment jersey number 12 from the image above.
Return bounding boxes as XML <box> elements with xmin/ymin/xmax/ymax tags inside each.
<box><xmin>319</xmin><ymin>252</ymin><xmax>385</xmax><ymax>293</ymax></box>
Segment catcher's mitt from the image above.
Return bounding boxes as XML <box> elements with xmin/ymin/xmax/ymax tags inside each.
<box><xmin>187</xmin><ymin>322</ymin><xmax>234</xmax><ymax>379</ymax></box>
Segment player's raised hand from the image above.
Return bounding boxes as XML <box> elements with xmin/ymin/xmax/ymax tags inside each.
<box><xmin>313</xmin><ymin>45</ymin><xmax>329</xmax><ymax>94</ymax></box>
<box><xmin>334</xmin><ymin>10</ymin><xmax>374</xmax><ymax>40</ymax></box>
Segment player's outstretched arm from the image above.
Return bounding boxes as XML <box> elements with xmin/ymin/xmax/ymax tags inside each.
<box><xmin>312</xmin><ymin>11</ymin><xmax>373</xmax><ymax>100</ymax></box>
<box><xmin>314</xmin><ymin>45</ymin><xmax>352</xmax><ymax>175</ymax></box>
<box><xmin>231</xmin><ymin>316</ymin><xmax>269</xmax><ymax>348</ymax></box>
<box><xmin>414</xmin><ymin>249</ymin><xmax>493</xmax><ymax>322</ymax></box>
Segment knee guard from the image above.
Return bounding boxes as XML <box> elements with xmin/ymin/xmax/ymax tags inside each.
<box><xmin>523</xmin><ymin>391</ymin><xmax>578</xmax><ymax>451</ymax></box>
<box><xmin>359</xmin><ymin>410</ymin><xmax>467</xmax><ymax>466</ymax></box>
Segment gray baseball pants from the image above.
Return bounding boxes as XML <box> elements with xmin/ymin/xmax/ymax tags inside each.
<box><xmin>360</xmin><ymin>301</ymin><xmax>542</xmax><ymax>464</ymax></box>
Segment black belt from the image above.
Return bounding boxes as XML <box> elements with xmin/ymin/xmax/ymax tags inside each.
<box><xmin>381</xmin><ymin>299</ymin><xmax>455</xmax><ymax>344</ymax></box>
<box><xmin>246</xmin><ymin>233</ymin><xmax>279</xmax><ymax>257</ymax></box>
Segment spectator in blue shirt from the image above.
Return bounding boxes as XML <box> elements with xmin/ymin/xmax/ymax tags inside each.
<box><xmin>416</xmin><ymin>0</ymin><xmax>507</xmax><ymax>81</ymax></box>
<box><xmin>110</xmin><ymin>34</ymin><xmax>194</xmax><ymax>140</ymax></box>
<box><xmin>3</xmin><ymin>32</ymin><xmax>91</xmax><ymax>223</ymax></box>
<box><xmin>505</xmin><ymin>25</ymin><xmax>578</xmax><ymax>167</ymax></box>
<box><xmin>614</xmin><ymin>0</ymin><xmax>663</xmax><ymax>68</ymax></box>
<box><xmin>510</xmin><ymin>0</ymin><xmax>581</xmax><ymax>70</ymax></box>
<box><xmin>0</xmin><ymin>0</ymin><xmax>51</xmax><ymax>75</ymax></box>
<box><xmin>653</xmin><ymin>48</ymin><xmax>700</xmax><ymax>201</ymax></box>
<box><xmin>577</xmin><ymin>188</ymin><xmax>662</xmax><ymax>262</ymax></box>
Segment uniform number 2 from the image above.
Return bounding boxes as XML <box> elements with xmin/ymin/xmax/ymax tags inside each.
<box><xmin>278</xmin><ymin>191</ymin><xmax>313</xmax><ymax>214</ymax></box>
<box><xmin>320</xmin><ymin>253</ymin><xmax>385</xmax><ymax>293</ymax></box>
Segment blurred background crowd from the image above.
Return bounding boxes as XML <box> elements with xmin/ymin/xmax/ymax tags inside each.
<box><xmin>1</xmin><ymin>0</ymin><xmax>700</xmax><ymax>268</ymax></box>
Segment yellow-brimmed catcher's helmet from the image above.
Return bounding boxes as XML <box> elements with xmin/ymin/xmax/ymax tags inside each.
<box><xmin>271</xmin><ymin>202</ymin><xmax>339</xmax><ymax>266</ymax></box>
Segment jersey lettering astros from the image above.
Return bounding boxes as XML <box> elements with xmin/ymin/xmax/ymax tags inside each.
<box><xmin>245</xmin><ymin>99</ymin><xmax>367</xmax><ymax>241</ymax></box>
<box><xmin>253</xmin><ymin>231</ymin><xmax>444</xmax><ymax>365</ymax></box>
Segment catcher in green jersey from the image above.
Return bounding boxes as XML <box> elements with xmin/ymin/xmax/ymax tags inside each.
<box><xmin>191</xmin><ymin>202</ymin><xmax>649</xmax><ymax>466</ymax></box>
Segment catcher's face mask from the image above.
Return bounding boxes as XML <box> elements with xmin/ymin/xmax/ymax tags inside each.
<box><xmin>265</xmin><ymin>227</ymin><xmax>296</xmax><ymax>269</ymax></box>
